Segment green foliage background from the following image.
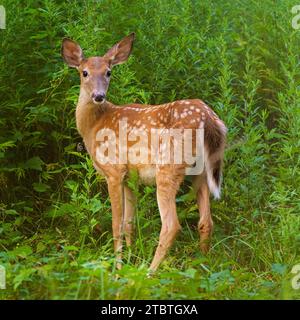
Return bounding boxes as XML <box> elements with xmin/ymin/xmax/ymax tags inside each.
<box><xmin>0</xmin><ymin>0</ymin><xmax>300</xmax><ymax>299</ymax></box>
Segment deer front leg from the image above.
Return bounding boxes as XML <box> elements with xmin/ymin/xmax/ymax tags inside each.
<box><xmin>124</xmin><ymin>185</ymin><xmax>136</xmax><ymax>247</ymax></box>
<box><xmin>107</xmin><ymin>177</ymin><xmax>124</xmax><ymax>269</ymax></box>
<box><xmin>149</xmin><ymin>175</ymin><xmax>182</xmax><ymax>272</ymax></box>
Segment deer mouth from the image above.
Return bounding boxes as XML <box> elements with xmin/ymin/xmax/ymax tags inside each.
<box><xmin>93</xmin><ymin>98</ymin><xmax>106</xmax><ymax>105</ymax></box>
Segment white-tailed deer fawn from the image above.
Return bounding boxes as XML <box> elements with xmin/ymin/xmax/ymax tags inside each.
<box><xmin>62</xmin><ymin>33</ymin><xmax>226</xmax><ymax>272</ymax></box>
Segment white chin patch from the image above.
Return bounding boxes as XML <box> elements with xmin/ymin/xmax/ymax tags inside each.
<box><xmin>93</xmin><ymin>99</ymin><xmax>105</xmax><ymax>105</ymax></box>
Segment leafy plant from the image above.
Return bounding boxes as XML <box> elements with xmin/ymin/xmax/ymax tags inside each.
<box><xmin>0</xmin><ymin>0</ymin><xmax>299</xmax><ymax>300</ymax></box>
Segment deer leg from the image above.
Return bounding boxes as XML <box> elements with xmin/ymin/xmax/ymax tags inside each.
<box><xmin>149</xmin><ymin>175</ymin><xmax>182</xmax><ymax>272</ymax></box>
<box><xmin>124</xmin><ymin>185</ymin><xmax>136</xmax><ymax>247</ymax></box>
<box><xmin>196</xmin><ymin>178</ymin><xmax>213</xmax><ymax>253</ymax></box>
<box><xmin>107</xmin><ymin>177</ymin><xmax>124</xmax><ymax>269</ymax></box>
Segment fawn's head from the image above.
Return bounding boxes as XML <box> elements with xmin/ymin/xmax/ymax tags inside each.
<box><xmin>62</xmin><ymin>33</ymin><xmax>135</xmax><ymax>104</ymax></box>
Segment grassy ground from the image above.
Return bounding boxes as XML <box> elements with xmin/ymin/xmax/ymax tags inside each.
<box><xmin>0</xmin><ymin>0</ymin><xmax>300</xmax><ymax>299</ymax></box>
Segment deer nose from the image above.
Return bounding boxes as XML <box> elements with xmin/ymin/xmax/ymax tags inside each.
<box><xmin>93</xmin><ymin>93</ymin><xmax>106</xmax><ymax>103</ymax></box>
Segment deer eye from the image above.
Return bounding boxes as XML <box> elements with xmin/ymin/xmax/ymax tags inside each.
<box><xmin>106</xmin><ymin>70</ymin><xmax>111</xmax><ymax>77</ymax></box>
<box><xmin>82</xmin><ymin>70</ymin><xmax>88</xmax><ymax>77</ymax></box>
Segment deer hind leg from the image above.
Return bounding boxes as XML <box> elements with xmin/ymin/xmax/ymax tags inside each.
<box><xmin>106</xmin><ymin>177</ymin><xmax>125</xmax><ymax>269</ymax></box>
<box><xmin>194</xmin><ymin>174</ymin><xmax>213</xmax><ymax>253</ymax></box>
<box><xmin>124</xmin><ymin>185</ymin><xmax>136</xmax><ymax>247</ymax></box>
<box><xmin>149</xmin><ymin>168</ymin><xmax>183</xmax><ymax>272</ymax></box>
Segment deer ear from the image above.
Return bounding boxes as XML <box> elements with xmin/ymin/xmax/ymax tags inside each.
<box><xmin>104</xmin><ymin>33</ymin><xmax>135</xmax><ymax>67</ymax></box>
<box><xmin>61</xmin><ymin>38</ymin><xmax>84</xmax><ymax>68</ymax></box>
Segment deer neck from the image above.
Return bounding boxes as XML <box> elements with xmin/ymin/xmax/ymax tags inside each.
<box><xmin>75</xmin><ymin>90</ymin><xmax>109</xmax><ymax>151</ymax></box>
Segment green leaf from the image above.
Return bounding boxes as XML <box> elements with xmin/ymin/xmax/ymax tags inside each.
<box><xmin>5</xmin><ymin>209</ymin><xmax>19</xmax><ymax>216</ymax></box>
<box><xmin>63</xmin><ymin>245</ymin><xmax>79</xmax><ymax>251</ymax></box>
<box><xmin>45</xmin><ymin>203</ymin><xmax>77</xmax><ymax>218</ymax></box>
<box><xmin>271</xmin><ymin>263</ymin><xmax>287</xmax><ymax>275</ymax></box>
<box><xmin>0</xmin><ymin>140</ymin><xmax>15</xmax><ymax>152</ymax></box>
<box><xmin>36</xmin><ymin>242</ymin><xmax>46</xmax><ymax>253</ymax></box>
<box><xmin>33</xmin><ymin>182</ymin><xmax>50</xmax><ymax>193</ymax></box>
<box><xmin>13</xmin><ymin>269</ymin><xmax>36</xmax><ymax>289</ymax></box>
<box><xmin>90</xmin><ymin>198</ymin><xmax>102</xmax><ymax>213</ymax></box>
<box><xmin>24</xmin><ymin>157</ymin><xmax>44</xmax><ymax>171</ymax></box>
<box><xmin>12</xmin><ymin>245</ymin><xmax>33</xmax><ymax>258</ymax></box>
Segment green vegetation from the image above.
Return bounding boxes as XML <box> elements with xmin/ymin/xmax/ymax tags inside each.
<box><xmin>0</xmin><ymin>0</ymin><xmax>300</xmax><ymax>299</ymax></box>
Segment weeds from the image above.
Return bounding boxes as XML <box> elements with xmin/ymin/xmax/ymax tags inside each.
<box><xmin>0</xmin><ymin>0</ymin><xmax>299</xmax><ymax>299</ymax></box>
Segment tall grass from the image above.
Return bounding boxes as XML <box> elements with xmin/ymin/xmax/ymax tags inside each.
<box><xmin>0</xmin><ymin>0</ymin><xmax>299</xmax><ymax>299</ymax></box>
